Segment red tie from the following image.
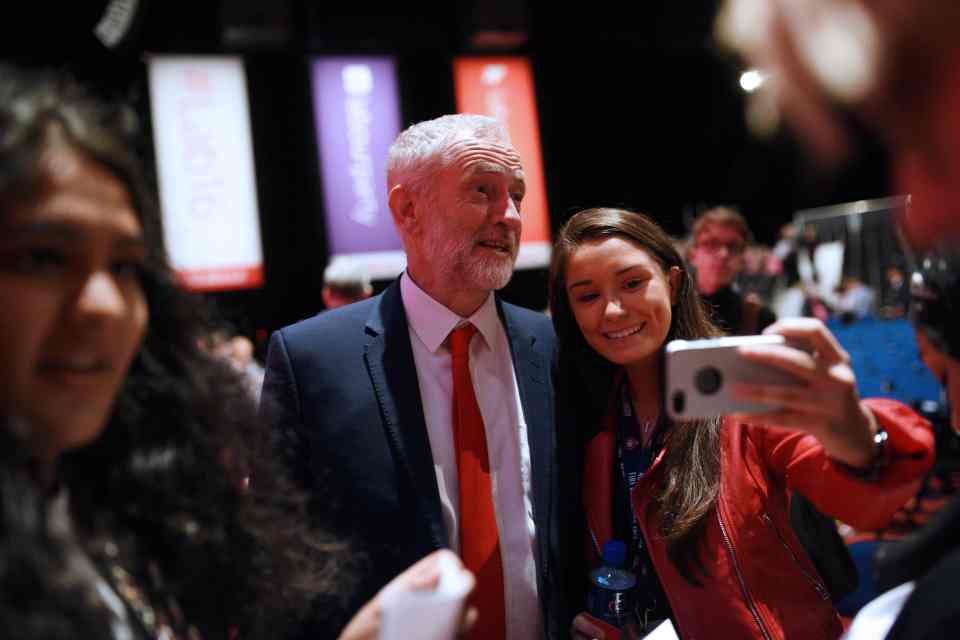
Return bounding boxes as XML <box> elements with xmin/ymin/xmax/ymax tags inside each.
<box><xmin>450</xmin><ymin>324</ymin><xmax>506</xmax><ymax>640</ymax></box>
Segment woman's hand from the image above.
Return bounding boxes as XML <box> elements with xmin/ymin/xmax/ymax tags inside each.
<box><xmin>731</xmin><ymin>318</ymin><xmax>878</xmax><ymax>468</ymax></box>
<box><xmin>337</xmin><ymin>549</ymin><xmax>476</xmax><ymax>640</ymax></box>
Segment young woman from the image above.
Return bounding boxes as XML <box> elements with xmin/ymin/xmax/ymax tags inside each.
<box><xmin>0</xmin><ymin>65</ymin><xmax>470</xmax><ymax>640</ymax></box>
<box><xmin>549</xmin><ymin>208</ymin><xmax>934</xmax><ymax>639</ymax></box>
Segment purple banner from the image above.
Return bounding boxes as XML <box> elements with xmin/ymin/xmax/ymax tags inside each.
<box><xmin>312</xmin><ymin>57</ymin><xmax>405</xmax><ymax>278</ymax></box>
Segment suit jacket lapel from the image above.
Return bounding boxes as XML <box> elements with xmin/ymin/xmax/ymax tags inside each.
<box><xmin>498</xmin><ymin>299</ymin><xmax>555</xmax><ymax>580</ymax></box>
<box><xmin>364</xmin><ymin>281</ymin><xmax>447</xmax><ymax>549</ymax></box>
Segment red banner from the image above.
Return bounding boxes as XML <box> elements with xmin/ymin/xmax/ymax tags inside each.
<box><xmin>454</xmin><ymin>57</ymin><xmax>550</xmax><ymax>268</ymax></box>
<box><xmin>176</xmin><ymin>265</ymin><xmax>264</xmax><ymax>292</ymax></box>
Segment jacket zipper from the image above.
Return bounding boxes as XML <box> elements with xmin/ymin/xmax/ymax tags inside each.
<box><xmin>717</xmin><ymin>508</ymin><xmax>773</xmax><ymax>640</ymax></box>
<box><xmin>761</xmin><ymin>513</ymin><xmax>831</xmax><ymax>601</ymax></box>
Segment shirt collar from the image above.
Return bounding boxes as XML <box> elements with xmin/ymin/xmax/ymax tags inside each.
<box><xmin>400</xmin><ymin>272</ymin><xmax>499</xmax><ymax>353</ymax></box>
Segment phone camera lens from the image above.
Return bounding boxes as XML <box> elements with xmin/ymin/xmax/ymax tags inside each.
<box><xmin>695</xmin><ymin>367</ymin><xmax>723</xmax><ymax>395</ymax></box>
<box><xmin>672</xmin><ymin>391</ymin><xmax>686</xmax><ymax>415</ymax></box>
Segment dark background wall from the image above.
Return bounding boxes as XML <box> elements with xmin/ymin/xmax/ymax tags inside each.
<box><xmin>2</xmin><ymin>0</ymin><xmax>890</xmax><ymax>342</ymax></box>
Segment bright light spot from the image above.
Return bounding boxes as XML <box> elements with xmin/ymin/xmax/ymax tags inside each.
<box><xmin>739</xmin><ymin>69</ymin><xmax>767</xmax><ymax>93</ymax></box>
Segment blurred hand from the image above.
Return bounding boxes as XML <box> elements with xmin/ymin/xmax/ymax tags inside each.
<box><xmin>571</xmin><ymin>612</ymin><xmax>607</xmax><ymax>640</ymax></box>
<box><xmin>337</xmin><ymin>549</ymin><xmax>476</xmax><ymax>640</ymax></box>
<box><xmin>571</xmin><ymin>612</ymin><xmax>642</xmax><ymax>640</ymax></box>
<box><xmin>731</xmin><ymin>318</ymin><xmax>877</xmax><ymax>468</ymax></box>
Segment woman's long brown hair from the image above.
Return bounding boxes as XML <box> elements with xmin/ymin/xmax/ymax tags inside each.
<box><xmin>549</xmin><ymin>207</ymin><xmax>724</xmax><ymax>584</ymax></box>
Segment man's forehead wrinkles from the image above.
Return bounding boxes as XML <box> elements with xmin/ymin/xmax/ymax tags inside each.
<box><xmin>450</xmin><ymin>148</ymin><xmax>523</xmax><ymax>173</ymax></box>
<box><xmin>463</xmin><ymin>158</ymin><xmax>525</xmax><ymax>176</ymax></box>
<box><xmin>447</xmin><ymin>137</ymin><xmax>520</xmax><ymax>158</ymax></box>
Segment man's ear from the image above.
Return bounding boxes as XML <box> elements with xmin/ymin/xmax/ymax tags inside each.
<box><xmin>321</xmin><ymin>287</ymin><xmax>335</xmax><ymax>310</ymax></box>
<box><xmin>668</xmin><ymin>266</ymin><xmax>683</xmax><ymax>305</ymax></box>
<box><xmin>388</xmin><ymin>184</ymin><xmax>417</xmax><ymax>234</ymax></box>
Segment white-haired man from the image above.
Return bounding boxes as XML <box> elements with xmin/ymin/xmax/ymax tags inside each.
<box><xmin>262</xmin><ymin>114</ymin><xmax>567</xmax><ymax>639</ymax></box>
<box><xmin>321</xmin><ymin>261</ymin><xmax>373</xmax><ymax>310</ymax></box>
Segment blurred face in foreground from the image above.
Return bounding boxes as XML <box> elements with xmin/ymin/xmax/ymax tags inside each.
<box><xmin>0</xmin><ymin>143</ymin><xmax>148</xmax><ymax>463</ymax></box>
<box><xmin>716</xmin><ymin>0</ymin><xmax>960</xmax><ymax>249</ymax></box>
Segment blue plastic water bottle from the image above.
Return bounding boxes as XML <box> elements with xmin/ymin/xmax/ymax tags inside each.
<box><xmin>587</xmin><ymin>539</ymin><xmax>638</xmax><ymax>629</ymax></box>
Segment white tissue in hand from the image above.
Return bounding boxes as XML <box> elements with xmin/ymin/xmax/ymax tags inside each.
<box><xmin>379</xmin><ymin>554</ymin><xmax>472</xmax><ymax>640</ymax></box>
<box><xmin>645</xmin><ymin>619</ymin><xmax>680</xmax><ymax>640</ymax></box>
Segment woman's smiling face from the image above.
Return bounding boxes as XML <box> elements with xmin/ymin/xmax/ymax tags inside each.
<box><xmin>565</xmin><ymin>235</ymin><xmax>679</xmax><ymax>369</ymax></box>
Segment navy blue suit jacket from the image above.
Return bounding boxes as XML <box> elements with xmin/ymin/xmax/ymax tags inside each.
<box><xmin>262</xmin><ymin>280</ymin><xmax>568</xmax><ymax>638</ymax></box>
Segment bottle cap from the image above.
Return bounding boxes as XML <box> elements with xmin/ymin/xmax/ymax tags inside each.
<box><xmin>601</xmin><ymin>539</ymin><xmax>627</xmax><ymax>567</ymax></box>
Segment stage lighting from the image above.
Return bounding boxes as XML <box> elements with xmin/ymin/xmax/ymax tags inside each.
<box><xmin>739</xmin><ymin>69</ymin><xmax>766</xmax><ymax>92</ymax></box>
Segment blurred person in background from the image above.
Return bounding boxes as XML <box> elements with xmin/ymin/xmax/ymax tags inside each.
<box><xmin>832</xmin><ymin>276</ymin><xmax>876</xmax><ymax>324</ymax></box>
<box><xmin>738</xmin><ymin>243</ymin><xmax>777</xmax><ymax>304</ymax></box>
<box><xmin>686</xmin><ymin>206</ymin><xmax>777</xmax><ymax>335</ymax></box>
<box><xmin>321</xmin><ymin>260</ymin><xmax>373</xmax><ymax>310</ymax></box>
<box><xmin>844</xmin><ymin>248</ymin><xmax>960</xmax><ymax>639</ymax></box>
<box><xmin>0</xmin><ymin>64</ymin><xmax>470</xmax><ymax>640</ymax></box>
<box><xmin>878</xmin><ymin>265</ymin><xmax>908</xmax><ymax>319</ymax></box>
<box><xmin>200</xmin><ymin>329</ymin><xmax>266</xmax><ymax>402</ymax></box>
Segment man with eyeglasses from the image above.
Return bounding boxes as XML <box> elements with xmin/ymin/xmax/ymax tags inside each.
<box><xmin>687</xmin><ymin>206</ymin><xmax>776</xmax><ymax>335</ymax></box>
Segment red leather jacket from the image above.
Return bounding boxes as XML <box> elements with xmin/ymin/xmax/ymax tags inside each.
<box><xmin>583</xmin><ymin>398</ymin><xmax>934</xmax><ymax>640</ymax></box>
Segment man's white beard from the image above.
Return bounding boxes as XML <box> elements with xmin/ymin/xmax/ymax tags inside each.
<box><xmin>468</xmin><ymin>250</ymin><xmax>515</xmax><ymax>290</ymax></box>
<box><xmin>423</xmin><ymin>229</ymin><xmax>516</xmax><ymax>291</ymax></box>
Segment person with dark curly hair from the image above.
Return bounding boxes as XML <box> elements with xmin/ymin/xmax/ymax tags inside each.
<box><xmin>0</xmin><ymin>64</ymin><xmax>471</xmax><ymax>640</ymax></box>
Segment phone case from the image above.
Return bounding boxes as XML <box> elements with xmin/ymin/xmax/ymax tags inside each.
<box><xmin>664</xmin><ymin>335</ymin><xmax>802</xmax><ymax>421</ymax></box>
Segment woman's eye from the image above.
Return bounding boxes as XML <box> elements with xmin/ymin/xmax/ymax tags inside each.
<box><xmin>576</xmin><ymin>292</ymin><xmax>599</xmax><ymax>303</ymax></box>
<box><xmin>624</xmin><ymin>278</ymin><xmax>646</xmax><ymax>290</ymax></box>
<box><xmin>111</xmin><ymin>258</ymin><xmax>146</xmax><ymax>280</ymax></box>
<box><xmin>4</xmin><ymin>247</ymin><xmax>67</xmax><ymax>274</ymax></box>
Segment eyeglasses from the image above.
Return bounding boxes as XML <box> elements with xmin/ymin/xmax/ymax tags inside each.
<box><xmin>696</xmin><ymin>239</ymin><xmax>746</xmax><ymax>256</ymax></box>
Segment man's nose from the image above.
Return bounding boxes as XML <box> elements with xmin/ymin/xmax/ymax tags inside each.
<box><xmin>492</xmin><ymin>193</ymin><xmax>522</xmax><ymax>233</ymax></box>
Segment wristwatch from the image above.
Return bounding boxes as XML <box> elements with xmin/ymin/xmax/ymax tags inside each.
<box><xmin>871</xmin><ymin>425</ymin><xmax>891</xmax><ymax>470</ymax></box>
<box><xmin>847</xmin><ymin>424</ymin><xmax>890</xmax><ymax>480</ymax></box>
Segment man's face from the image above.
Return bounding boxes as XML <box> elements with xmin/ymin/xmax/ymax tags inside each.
<box><xmin>413</xmin><ymin>135</ymin><xmax>525</xmax><ymax>295</ymax></box>
<box><xmin>688</xmin><ymin>223</ymin><xmax>746</xmax><ymax>295</ymax></box>
<box><xmin>915</xmin><ymin>330</ymin><xmax>960</xmax><ymax>432</ymax></box>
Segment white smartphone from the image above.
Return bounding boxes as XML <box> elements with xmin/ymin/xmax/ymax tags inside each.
<box><xmin>664</xmin><ymin>334</ymin><xmax>805</xmax><ymax>421</ymax></box>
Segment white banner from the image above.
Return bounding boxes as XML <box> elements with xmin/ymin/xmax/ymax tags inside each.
<box><xmin>148</xmin><ymin>56</ymin><xmax>264</xmax><ymax>291</ymax></box>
